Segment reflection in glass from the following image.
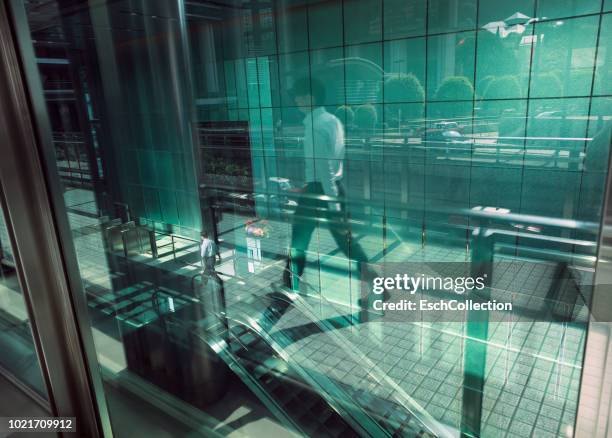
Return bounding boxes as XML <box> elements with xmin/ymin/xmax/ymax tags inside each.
<box><xmin>0</xmin><ymin>201</ymin><xmax>48</xmax><ymax>399</ymax></box>
<box><xmin>13</xmin><ymin>0</ymin><xmax>612</xmax><ymax>437</ymax></box>
<box><xmin>530</xmin><ymin>16</ymin><xmax>599</xmax><ymax>98</ymax></box>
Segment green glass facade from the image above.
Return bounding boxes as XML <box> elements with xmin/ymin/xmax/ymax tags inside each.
<box><xmin>5</xmin><ymin>0</ymin><xmax>612</xmax><ymax>437</ymax></box>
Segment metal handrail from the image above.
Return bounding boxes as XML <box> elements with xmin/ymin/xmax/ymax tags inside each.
<box><xmin>205</xmin><ymin>185</ymin><xmax>600</xmax><ymax>234</ymax></box>
<box><xmin>218</xmin><ymin>311</ymin><xmax>396</xmax><ymax>438</ymax></box>
<box><xmin>223</xmin><ymin>254</ymin><xmax>450</xmax><ymax>436</ymax></box>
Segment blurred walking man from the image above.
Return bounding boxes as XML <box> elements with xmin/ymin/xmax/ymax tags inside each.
<box><xmin>200</xmin><ymin>231</ymin><xmax>219</xmax><ymax>275</ymax></box>
<box><xmin>283</xmin><ymin>78</ymin><xmax>373</xmax><ymax>291</ymax></box>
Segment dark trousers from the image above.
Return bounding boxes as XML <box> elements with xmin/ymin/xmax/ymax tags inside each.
<box><xmin>284</xmin><ymin>181</ymin><xmax>369</xmax><ymax>289</ymax></box>
<box><xmin>202</xmin><ymin>256</ymin><xmax>215</xmax><ymax>274</ymax></box>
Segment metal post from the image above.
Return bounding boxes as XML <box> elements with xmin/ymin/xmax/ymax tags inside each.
<box><xmin>460</xmin><ymin>227</ymin><xmax>494</xmax><ymax>438</ymax></box>
<box><xmin>0</xmin><ymin>1</ymin><xmax>111</xmax><ymax>436</ymax></box>
<box><xmin>575</xmin><ymin>134</ymin><xmax>612</xmax><ymax>437</ymax></box>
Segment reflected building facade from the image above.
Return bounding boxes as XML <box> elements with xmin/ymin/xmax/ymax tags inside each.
<box><xmin>0</xmin><ymin>0</ymin><xmax>611</xmax><ymax>437</ymax></box>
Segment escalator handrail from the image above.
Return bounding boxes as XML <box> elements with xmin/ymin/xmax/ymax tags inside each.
<box><xmin>218</xmin><ymin>311</ymin><xmax>392</xmax><ymax>438</ymax></box>
<box><xmin>228</xmin><ymin>254</ymin><xmax>451</xmax><ymax>437</ymax></box>
<box><xmin>189</xmin><ymin>271</ymin><xmax>381</xmax><ymax>436</ymax></box>
<box><xmin>198</xmin><ymin>330</ymin><xmax>307</xmax><ymax>436</ymax></box>
<box><xmin>265</xmin><ymin>287</ymin><xmax>451</xmax><ymax>438</ymax></box>
<box><xmin>151</xmin><ymin>290</ymin><xmax>307</xmax><ymax>437</ymax></box>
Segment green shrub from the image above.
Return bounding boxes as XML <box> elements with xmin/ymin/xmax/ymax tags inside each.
<box><xmin>530</xmin><ymin>72</ymin><xmax>563</xmax><ymax>97</ymax></box>
<box><xmin>435</xmin><ymin>76</ymin><xmax>474</xmax><ymax>101</ymax></box>
<box><xmin>383</xmin><ymin>74</ymin><xmax>425</xmax><ymax>123</ymax></box>
<box><xmin>354</xmin><ymin>104</ymin><xmax>378</xmax><ymax>130</ymax></box>
<box><xmin>483</xmin><ymin>75</ymin><xmax>522</xmax><ymax>100</ymax></box>
<box><xmin>334</xmin><ymin>105</ymin><xmax>355</xmax><ymax>126</ymax></box>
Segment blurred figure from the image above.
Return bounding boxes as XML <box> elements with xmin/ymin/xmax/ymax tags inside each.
<box><xmin>334</xmin><ymin>105</ymin><xmax>355</xmax><ymax>129</ymax></box>
<box><xmin>200</xmin><ymin>231</ymin><xmax>220</xmax><ymax>275</ymax></box>
<box><xmin>283</xmin><ymin>77</ymin><xmax>374</xmax><ymax>292</ymax></box>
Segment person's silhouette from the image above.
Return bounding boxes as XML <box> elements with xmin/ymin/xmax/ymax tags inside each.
<box><xmin>200</xmin><ymin>231</ymin><xmax>220</xmax><ymax>277</ymax></box>
<box><xmin>283</xmin><ymin>78</ymin><xmax>373</xmax><ymax>293</ymax></box>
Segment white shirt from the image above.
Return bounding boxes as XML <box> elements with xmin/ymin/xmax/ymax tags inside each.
<box><xmin>200</xmin><ymin>237</ymin><xmax>216</xmax><ymax>258</ymax></box>
<box><xmin>302</xmin><ymin>107</ymin><xmax>345</xmax><ymax>200</ymax></box>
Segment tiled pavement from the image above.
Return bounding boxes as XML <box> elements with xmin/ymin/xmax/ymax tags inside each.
<box><xmin>225</xmin><ymin>260</ymin><xmax>584</xmax><ymax>438</ymax></box>
<box><xmin>63</xmin><ymin>188</ymin><xmax>585</xmax><ymax>438</ymax></box>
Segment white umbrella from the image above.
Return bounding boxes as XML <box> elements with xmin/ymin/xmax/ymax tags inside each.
<box><xmin>482</xmin><ymin>20</ymin><xmax>507</xmax><ymax>34</ymax></box>
<box><xmin>505</xmin><ymin>12</ymin><xmax>531</xmax><ymax>25</ymax></box>
<box><xmin>500</xmin><ymin>23</ymin><xmax>526</xmax><ymax>37</ymax></box>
